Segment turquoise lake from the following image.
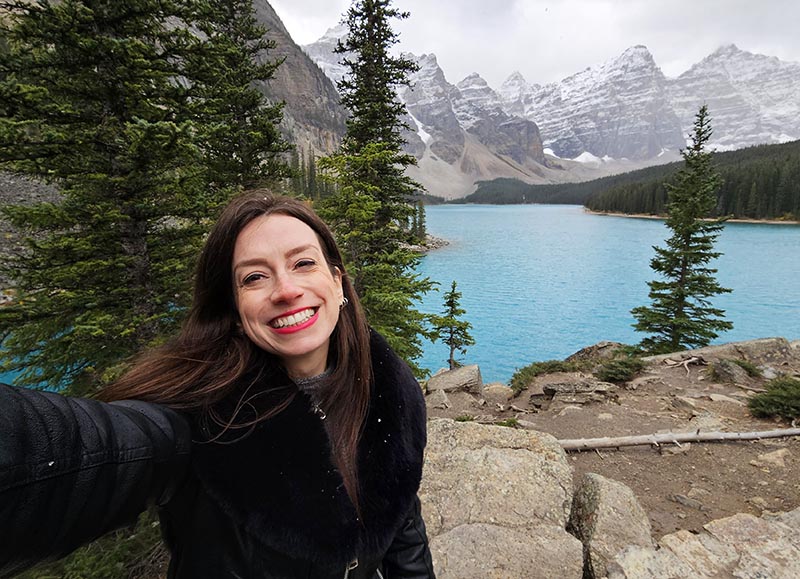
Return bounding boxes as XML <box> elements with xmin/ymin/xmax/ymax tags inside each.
<box><xmin>2</xmin><ymin>204</ymin><xmax>798</xmax><ymax>387</ymax></box>
<box><xmin>416</xmin><ymin>204</ymin><xmax>800</xmax><ymax>383</ymax></box>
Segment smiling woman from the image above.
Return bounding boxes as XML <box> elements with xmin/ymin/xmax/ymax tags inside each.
<box><xmin>0</xmin><ymin>191</ymin><xmax>435</xmax><ymax>579</ymax></box>
<box><xmin>233</xmin><ymin>213</ymin><xmax>345</xmax><ymax>379</ymax></box>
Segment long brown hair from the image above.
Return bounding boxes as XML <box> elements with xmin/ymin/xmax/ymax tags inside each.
<box><xmin>100</xmin><ymin>191</ymin><xmax>373</xmax><ymax>510</ymax></box>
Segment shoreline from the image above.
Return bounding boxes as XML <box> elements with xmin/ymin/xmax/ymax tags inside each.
<box><xmin>584</xmin><ymin>209</ymin><xmax>800</xmax><ymax>226</ymax></box>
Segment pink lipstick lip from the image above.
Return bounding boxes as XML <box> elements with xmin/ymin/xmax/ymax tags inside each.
<box><xmin>271</xmin><ymin>308</ymin><xmax>320</xmax><ymax>335</ymax></box>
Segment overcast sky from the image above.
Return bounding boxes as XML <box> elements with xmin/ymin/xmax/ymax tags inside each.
<box><xmin>268</xmin><ymin>0</ymin><xmax>800</xmax><ymax>88</ymax></box>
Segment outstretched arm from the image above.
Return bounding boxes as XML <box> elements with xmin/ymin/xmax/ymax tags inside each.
<box><xmin>0</xmin><ymin>383</ymin><xmax>191</xmax><ymax>577</ymax></box>
<box><xmin>381</xmin><ymin>494</ymin><xmax>436</xmax><ymax>578</ymax></box>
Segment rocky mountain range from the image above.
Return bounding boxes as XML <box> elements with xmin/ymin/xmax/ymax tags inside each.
<box><xmin>257</xmin><ymin>3</ymin><xmax>800</xmax><ymax>199</ymax></box>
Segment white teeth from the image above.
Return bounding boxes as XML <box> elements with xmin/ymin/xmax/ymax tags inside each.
<box><xmin>272</xmin><ymin>308</ymin><xmax>314</xmax><ymax>329</ymax></box>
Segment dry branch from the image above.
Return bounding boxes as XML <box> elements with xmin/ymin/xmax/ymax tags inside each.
<box><xmin>559</xmin><ymin>427</ymin><xmax>800</xmax><ymax>452</ymax></box>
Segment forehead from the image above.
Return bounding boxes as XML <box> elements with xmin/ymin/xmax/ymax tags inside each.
<box><xmin>233</xmin><ymin>214</ymin><xmax>323</xmax><ymax>261</ymax></box>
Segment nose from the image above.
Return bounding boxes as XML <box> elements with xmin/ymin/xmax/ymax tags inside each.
<box><xmin>270</xmin><ymin>272</ymin><xmax>303</xmax><ymax>303</ymax></box>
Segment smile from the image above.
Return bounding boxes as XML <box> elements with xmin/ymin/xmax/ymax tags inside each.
<box><xmin>270</xmin><ymin>307</ymin><xmax>318</xmax><ymax>330</ymax></box>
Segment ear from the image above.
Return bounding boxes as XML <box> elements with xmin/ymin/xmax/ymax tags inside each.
<box><xmin>333</xmin><ymin>266</ymin><xmax>344</xmax><ymax>302</ymax></box>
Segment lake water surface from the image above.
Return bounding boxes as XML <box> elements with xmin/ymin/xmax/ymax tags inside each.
<box><xmin>417</xmin><ymin>204</ymin><xmax>800</xmax><ymax>383</ymax></box>
<box><xmin>2</xmin><ymin>204</ymin><xmax>797</xmax><ymax>387</ymax></box>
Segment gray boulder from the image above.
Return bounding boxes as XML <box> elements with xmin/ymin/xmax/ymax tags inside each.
<box><xmin>426</xmin><ymin>365</ymin><xmax>483</xmax><ymax>395</ymax></box>
<box><xmin>430</xmin><ymin>523</ymin><xmax>583</xmax><ymax>579</ymax></box>
<box><xmin>420</xmin><ymin>418</ymin><xmax>581</xmax><ymax>578</ymax></box>
<box><xmin>710</xmin><ymin>359</ymin><xmax>751</xmax><ymax>386</ymax></box>
<box><xmin>608</xmin><ymin>508</ymin><xmax>800</xmax><ymax>579</ymax></box>
<box><xmin>568</xmin><ymin>473</ymin><xmax>654</xmax><ymax>579</ymax></box>
<box><xmin>482</xmin><ymin>383</ymin><xmax>514</xmax><ymax>405</ymax></box>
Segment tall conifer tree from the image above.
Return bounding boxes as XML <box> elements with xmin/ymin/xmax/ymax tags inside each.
<box><xmin>432</xmin><ymin>281</ymin><xmax>475</xmax><ymax>370</ymax></box>
<box><xmin>0</xmin><ymin>0</ymin><xmax>287</xmax><ymax>393</ymax></box>
<box><xmin>319</xmin><ymin>0</ymin><xmax>433</xmax><ymax>371</ymax></box>
<box><xmin>189</xmin><ymin>0</ymin><xmax>291</xmax><ymax>198</ymax></box>
<box><xmin>632</xmin><ymin>105</ymin><xmax>733</xmax><ymax>354</ymax></box>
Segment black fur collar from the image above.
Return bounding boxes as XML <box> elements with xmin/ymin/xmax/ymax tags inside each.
<box><xmin>191</xmin><ymin>331</ymin><xmax>427</xmax><ymax>567</ymax></box>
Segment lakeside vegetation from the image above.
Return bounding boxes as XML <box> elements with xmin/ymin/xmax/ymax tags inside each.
<box><xmin>459</xmin><ymin>140</ymin><xmax>800</xmax><ymax>222</ymax></box>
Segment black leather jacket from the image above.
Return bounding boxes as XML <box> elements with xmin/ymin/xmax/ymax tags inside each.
<box><xmin>0</xmin><ymin>335</ymin><xmax>435</xmax><ymax>579</ymax></box>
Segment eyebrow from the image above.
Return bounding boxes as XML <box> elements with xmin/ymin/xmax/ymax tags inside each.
<box><xmin>233</xmin><ymin>244</ymin><xmax>321</xmax><ymax>272</ymax></box>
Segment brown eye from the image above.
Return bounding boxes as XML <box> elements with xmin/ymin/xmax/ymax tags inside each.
<box><xmin>242</xmin><ymin>272</ymin><xmax>268</xmax><ymax>286</ymax></box>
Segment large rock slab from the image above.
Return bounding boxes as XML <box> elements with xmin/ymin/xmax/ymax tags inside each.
<box><xmin>644</xmin><ymin>337</ymin><xmax>797</xmax><ymax>366</ymax></box>
<box><xmin>420</xmin><ymin>419</ymin><xmax>580</xmax><ymax>577</ymax></box>
<box><xmin>607</xmin><ymin>508</ymin><xmax>800</xmax><ymax>579</ymax></box>
<box><xmin>426</xmin><ymin>365</ymin><xmax>483</xmax><ymax>395</ymax></box>
<box><xmin>710</xmin><ymin>358</ymin><xmax>751</xmax><ymax>386</ymax></box>
<box><xmin>430</xmin><ymin>523</ymin><xmax>583</xmax><ymax>579</ymax></box>
<box><xmin>568</xmin><ymin>473</ymin><xmax>654</xmax><ymax>579</ymax></box>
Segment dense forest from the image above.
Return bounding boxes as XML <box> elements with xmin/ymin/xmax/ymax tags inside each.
<box><xmin>459</xmin><ymin>140</ymin><xmax>800</xmax><ymax>221</ymax></box>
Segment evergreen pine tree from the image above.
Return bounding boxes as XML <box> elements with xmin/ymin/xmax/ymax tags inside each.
<box><xmin>0</xmin><ymin>0</ymin><xmax>287</xmax><ymax>393</ymax></box>
<box><xmin>318</xmin><ymin>0</ymin><xmax>433</xmax><ymax>372</ymax></box>
<box><xmin>631</xmin><ymin>105</ymin><xmax>733</xmax><ymax>354</ymax></box>
<box><xmin>432</xmin><ymin>281</ymin><xmax>475</xmax><ymax>370</ymax></box>
<box><xmin>416</xmin><ymin>199</ymin><xmax>427</xmax><ymax>242</ymax></box>
<box><xmin>188</xmin><ymin>0</ymin><xmax>291</xmax><ymax>198</ymax></box>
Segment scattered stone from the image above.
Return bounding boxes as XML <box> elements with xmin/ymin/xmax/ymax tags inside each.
<box><xmin>671</xmin><ymin>396</ymin><xmax>700</xmax><ymax>413</ymax></box>
<box><xmin>681</xmin><ymin>411</ymin><xmax>725</xmax><ymax>432</ymax></box>
<box><xmin>481</xmin><ymin>383</ymin><xmax>514</xmax><ymax>405</ymax></box>
<box><xmin>626</xmin><ymin>375</ymin><xmax>662</xmax><ymax>390</ymax></box>
<box><xmin>759</xmin><ymin>365</ymin><xmax>780</xmax><ymax>380</ymax></box>
<box><xmin>557</xmin><ymin>405</ymin><xmax>584</xmax><ymax>417</ymax></box>
<box><xmin>670</xmin><ymin>494</ymin><xmax>705</xmax><ymax>511</ymax></box>
<box><xmin>748</xmin><ymin>496</ymin><xmax>769</xmax><ymax>509</ymax></box>
<box><xmin>645</xmin><ymin>338</ymin><xmax>797</xmax><ymax>366</ymax></box>
<box><xmin>753</xmin><ymin>448</ymin><xmax>790</xmax><ymax>469</ymax></box>
<box><xmin>568</xmin><ymin>473</ymin><xmax>654</xmax><ymax>579</ymax></box>
<box><xmin>687</xmin><ymin>486</ymin><xmax>711</xmax><ymax>500</ymax></box>
<box><xmin>660</xmin><ymin>442</ymin><xmax>692</xmax><ymax>456</ymax></box>
<box><xmin>706</xmin><ymin>393</ymin><xmax>745</xmax><ymax>405</ymax></box>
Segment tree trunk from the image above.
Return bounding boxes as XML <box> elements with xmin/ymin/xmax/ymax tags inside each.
<box><xmin>559</xmin><ymin>428</ymin><xmax>800</xmax><ymax>452</ymax></box>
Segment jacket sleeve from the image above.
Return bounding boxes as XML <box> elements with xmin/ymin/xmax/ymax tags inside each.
<box><xmin>381</xmin><ymin>494</ymin><xmax>436</xmax><ymax>578</ymax></box>
<box><xmin>0</xmin><ymin>383</ymin><xmax>191</xmax><ymax>578</ymax></box>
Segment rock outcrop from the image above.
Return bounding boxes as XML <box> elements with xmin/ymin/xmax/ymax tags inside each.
<box><xmin>252</xmin><ymin>0</ymin><xmax>346</xmax><ymax>156</ymax></box>
<box><xmin>569</xmin><ymin>473</ymin><xmax>655</xmax><ymax>579</ymax></box>
<box><xmin>608</xmin><ymin>509</ymin><xmax>800</xmax><ymax>579</ymax></box>
<box><xmin>420</xmin><ymin>419</ymin><xmax>583</xmax><ymax>578</ymax></box>
<box><xmin>420</xmin><ymin>416</ymin><xmax>800</xmax><ymax>579</ymax></box>
<box><xmin>420</xmin><ymin>337</ymin><xmax>800</xmax><ymax>578</ymax></box>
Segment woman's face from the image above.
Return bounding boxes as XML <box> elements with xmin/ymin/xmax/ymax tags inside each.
<box><xmin>232</xmin><ymin>214</ymin><xmax>343</xmax><ymax>379</ymax></box>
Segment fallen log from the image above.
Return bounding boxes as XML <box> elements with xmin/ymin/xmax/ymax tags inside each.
<box><xmin>559</xmin><ymin>427</ymin><xmax>800</xmax><ymax>452</ymax></box>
